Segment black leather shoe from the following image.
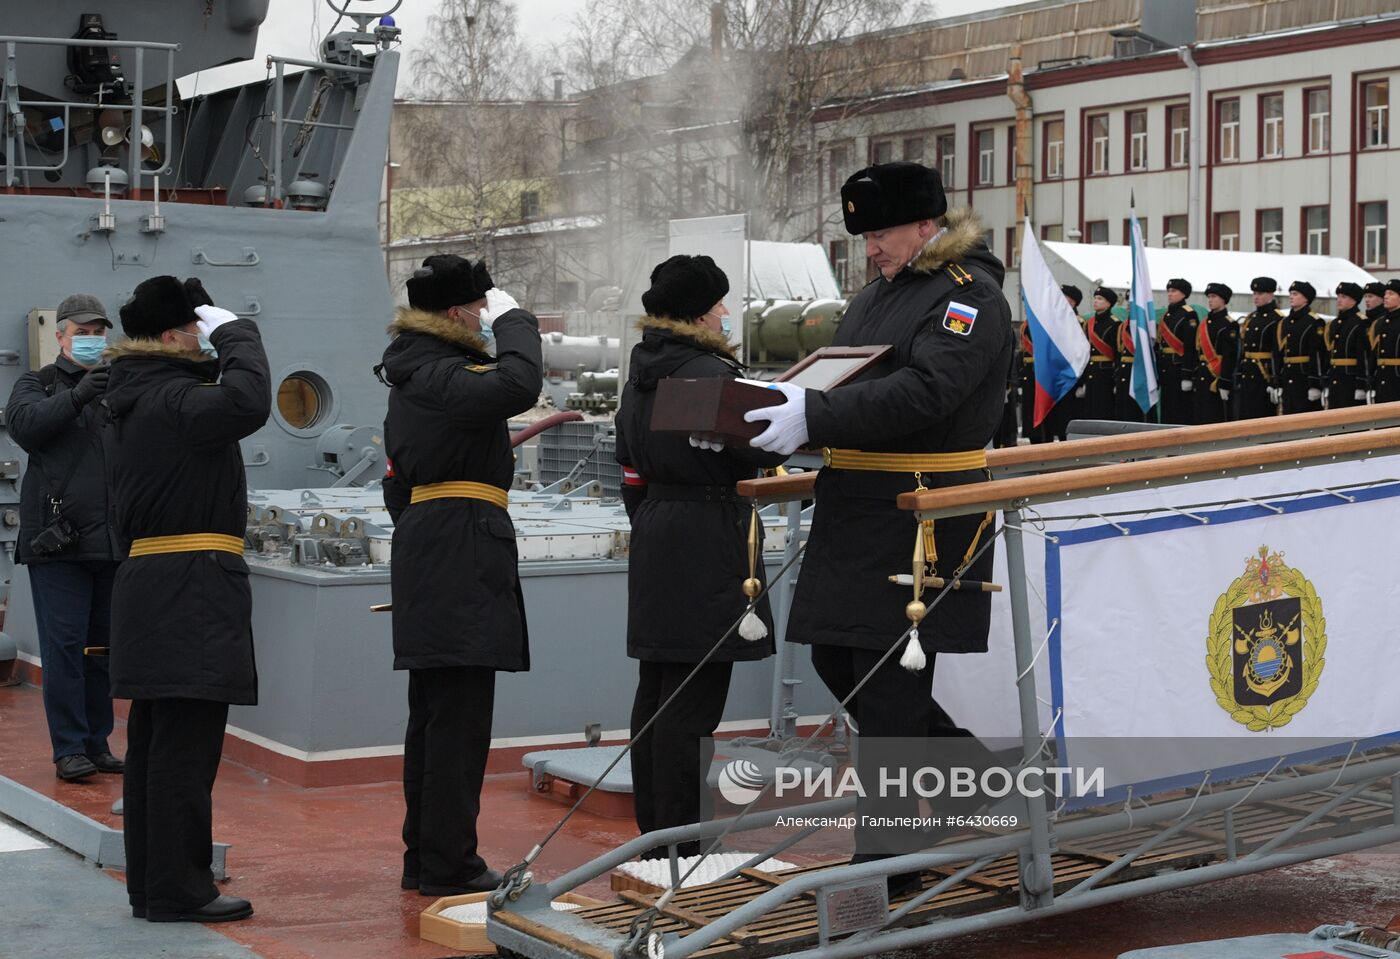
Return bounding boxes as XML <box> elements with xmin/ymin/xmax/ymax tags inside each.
<box><xmin>56</xmin><ymin>755</ymin><xmax>98</xmax><ymax>781</ymax></box>
<box><xmin>88</xmin><ymin>752</ymin><xmax>125</xmax><ymax>774</ymax></box>
<box><xmin>147</xmin><ymin>895</ymin><xmax>253</xmax><ymax>923</ymax></box>
<box><xmin>420</xmin><ymin>868</ymin><xmax>503</xmax><ymax>897</ymax></box>
<box><xmin>400</xmin><ymin>872</ymin><xmax>418</xmax><ymax>890</ymax></box>
<box><xmin>131</xmin><ymin>904</ymin><xmax>146</xmax><ymax>919</ymax></box>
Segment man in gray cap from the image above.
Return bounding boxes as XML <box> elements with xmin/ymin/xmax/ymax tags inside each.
<box><xmin>7</xmin><ymin>294</ymin><xmax>122</xmax><ymax>781</ymax></box>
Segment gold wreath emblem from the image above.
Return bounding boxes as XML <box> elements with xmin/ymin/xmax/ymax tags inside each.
<box><xmin>1206</xmin><ymin>546</ymin><xmax>1326</xmax><ymax>732</ymax></box>
<box><xmin>846</xmin><ymin>201</ymin><xmax>855</xmax><ymax>213</ymax></box>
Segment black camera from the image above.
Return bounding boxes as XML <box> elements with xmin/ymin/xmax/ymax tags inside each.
<box><xmin>30</xmin><ymin>513</ymin><xmax>78</xmax><ymax>556</ymax></box>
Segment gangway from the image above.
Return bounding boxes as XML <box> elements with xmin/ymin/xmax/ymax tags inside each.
<box><xmin>488</xmin><ymin>412</ymin><xmax>1400</xmax><ymax>959</ymax></box>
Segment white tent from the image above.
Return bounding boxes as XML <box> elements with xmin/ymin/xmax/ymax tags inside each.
<box><xmin>1040</xmin><ymin>242</ymin><xmax>1376</xmax><ymax>314</ymax></box>
<box><xmin>748</xmin><ymin>240</ymin><xmax>841</xmax><ymax>301</ymax></box>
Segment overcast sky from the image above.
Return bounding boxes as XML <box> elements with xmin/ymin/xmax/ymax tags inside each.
<box><xmin>184</xmin><ymin>0</ymin><xmax>1039</xmax><ymax>96</ymax></box>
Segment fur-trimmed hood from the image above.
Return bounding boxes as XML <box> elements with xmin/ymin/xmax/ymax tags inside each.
<box><xmin>102</xmin><ymin>337</ymin><xmax>219</xmax><ymax>419</ymax></box>
<box><xmin>908</xmin><ymin>208</ymin><xmax>1003</xmax><ymax>283</ymax></box>
<box><xmin>630</xmin><ymin>315</ymin><xmax>740</xmax><ymax>392</ymax></box>
<box><xmin>387</xmin><ymin>306</ymin><xmax>489</xmax><ymax>354</ymax></box>
<box><xmin>103</xmin><ymin>338</ymin><xmax>203</xmax><ymax>362</ymax></box>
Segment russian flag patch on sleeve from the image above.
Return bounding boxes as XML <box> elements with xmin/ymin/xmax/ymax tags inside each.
<box><xmin>943</xmin><ymin>301</ymin><xmax>979</xmax><ymax>335</ymax></box>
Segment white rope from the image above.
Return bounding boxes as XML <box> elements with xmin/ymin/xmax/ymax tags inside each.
<box><xmin>1016</xmin><ymin>618</ymin><xmax>1058</xmax><ymax>685</ymax></box>
<box><xmin>1241</xmin><ymin>496</ymin><xmax>1285</xmax><ymax>515</ymax></box>
<box><xmin>1089</xmin><ymin>512</ymin><xmax>1132</xmax><ymax>535</ymax></box>
<box><xmin>1226</xmin><ymin>755</ymin><xmax>1285</xmax><ymax>812</ymax></box>
<box><xmin>1326</xmin><ymin>741</ymin><xmax>1359</xmax><ymax>791</ymax></box>
<box><xmin>1164</xmin><ymin>504</ymin><xmax>1210</xmax><ymax>524</ymax></box>
<box><xmin>1172</xmin><ymin>771</ymin><xmax>1212</xmax><ymax>823</ymax></box>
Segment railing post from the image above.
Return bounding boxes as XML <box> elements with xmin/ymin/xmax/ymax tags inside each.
<box><xmin>4</xmin><ymin>42</ymin><xmax>17</xmax><ymax>188</ymax></box>
<box><xmin>767</xmin><ymin>497</ymin><xmax>803</xmax><ymax>739</ymax></box>
<box><xmin>272</xmin><ymin>59</ymin><xmax>285</xmax><ymax>204</ymax></box>
<box><xmin>1003</xmin><ymin>506</ymin><xmax>1055</xmax><ymax>907</ymax></box>
<box><xmin>129</xmin><ymin>46</ymin><xmax>144</xmax><ymax>192</ymax></box>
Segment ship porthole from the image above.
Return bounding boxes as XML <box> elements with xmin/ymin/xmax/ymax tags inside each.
<box><xmin>273</xmin><ymin>367</ymin><xmax>336</xmax><ymax>436</ymax></box>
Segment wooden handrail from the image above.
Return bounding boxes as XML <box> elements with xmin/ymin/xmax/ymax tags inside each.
<box><xmin>736</xmin><ymin>403</ymin><xmax>1400</xmax><ymax>502</ymax></box>
<box><xmin>897</xmin><ymin>426</ymin><xmax>1400</xmax><ymax>517</ymax></box>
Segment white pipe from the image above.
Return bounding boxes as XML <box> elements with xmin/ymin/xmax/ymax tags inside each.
<box><xmin>153</xmin><ymin>174</ymin><xmax>160</xmax><ymax>216</ymax></box>
<box><xmin>539</xmin><ymin>332</ymin><xmax>620</xmax><ymax>372</ymax></box>
<box><xmin>103</xmin><ymin>169</ymin><xmax>111</xmax><ymax>216</ymax></box>
<box><xmin>1179</xmin><ymin>45</ymin><xmax>1202</xmax><ymax>249</ymax></box>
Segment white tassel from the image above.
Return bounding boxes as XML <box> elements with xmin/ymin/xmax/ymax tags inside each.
<box><xmin>899</xmin><ymin>629</ymin><xmax>926</xmax><ymax>672</ymax></box>
<box><xmin>739</xmin><ymin>608</ymin><xmax>768</xmax><ymax>641</ymax></box>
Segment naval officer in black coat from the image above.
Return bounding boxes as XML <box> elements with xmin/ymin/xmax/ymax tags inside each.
<box><xmin>614</xmin><ymin>255</ymin><xmax>785</xmax><ymax>856</ymax></box>
<box><xmin>745</xmin><ymin>162</ymin><xmax>1012</xmax><ymax>887</ymax></box>
<box><xmin>103</xmin><ymin>276</ymin><xmax>270</xmax><ymax>923</ymax></box>
<box><xmin>1276</xmin><ymin>280</ymin><xmax>1327</xmax><ymax>415</ymax></box>
<box><xmin>378</xmin><ymin>255</ymin><xmax>542</xmax><ymax>896</ymax></box>
<box><xmin>1325</xmin><ymin>282</ymin><xmax>1370</xmax><ymax>409</ymax></box>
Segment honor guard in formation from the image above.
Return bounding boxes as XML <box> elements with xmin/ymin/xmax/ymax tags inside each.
<box><xmin>378</xmin><ymin>255</ymin><xmax>542</xmax><ymax>897</ymax></box>
<box><xmin>1112</xmin><ymin>306</ymin><xmax>1143</xmax><ymax>422</ymax></box>
<box><xmin>1275</xmin><ymin>281</ymin><xmax>1327</xmax><ymax>415</ymax></box>
<box><xmin>1083</xmin><ymin>288</ymin><xmax>1120</xmax><ymax>420</ymax></box>
<box><xmin>1325</xmin><ymin>282</ymin><xmax>1371</xmax><ymax>409</ymax></box>
<box><xmin>1194</xmin><ymin>283</ymin><xmax>1238</xmax><ymax>424</ymax></box>
<box><xmin>1234</xmin><ymin>277</ymin><xmax>1285</xmax><ymax>420</ymax></box>
<box><xmin>614</xmin><ymin>255</ymin><xmax>784</xmax><ymax>857</ymax></box>
<box><xmin>1157</xmin><ymin>278</ymin><xmax>1199</xmax><ymax>425</ymax></box>
<box><xmin>744</xmin><ymin>161</ymin><xmax>1012</xmax><ymax>892</ymax></box>
<box><xmin>1363</xmin><ymin>281</ymin><xmax>1387</xmax><ymax>321</ymax></box>
<box><xmin>103</xmin><ymin>276</ymin><xmax>271</xmax><ymax>923</ymax></box>
<box><xmin>1372</xmin><ymin>280</ymin><xmax>1400</xmax><ymax>404</ymax></box>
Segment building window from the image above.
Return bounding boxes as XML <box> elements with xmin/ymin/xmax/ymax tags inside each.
<box><xmin>1362</xmin><ymin>80</ymin><xmax>1389</xmax><ymax>149</ymax></box>
<box><xmin>1041</xmin><ymin>223</ymin><xmax>1063</xmax><ymax>241</ymax></box>
<box><xmin>1168</xmin><ymin>104</ymin><xmax>1189</xmax><ymax>168</ymax></box>
<box><xmin>936</xmin><ymin>132</ymin><xmax>955</xmax><ymax>188</ymax></box>
<box><xmin>1127</xmin><ymin>110</ymin><xmax>1148</xmax><ymax>171</ymax></box>
<box><xmin>786</xmin><ymin>155</ymin><xmax>808</xmax><ymax>207</ymax></box>
<box><xmin>1122</xmin><ymin>216</ymin><xmax>1147</xmax><ymax>245</ymax></box>
<box><xmin>1086</xmin><ymin>220</ymin><xmax>1108</xmax><ymax>245</ymax></box>
<box><xmin>1306</xmin><ymin>88</ymin><xmax>1330</xmax><ymax>154</ymax></box>
<box><xmin>827</xmin><ymin>143</ymin><xmax>850</xmax><ymax>193</ymax></box>
<box><xmin>1214</xmin><ymin>210</ymin><xmax>1240</xmax><ymax>251</ymax></box>
<box><xmin>556</xmin><ymin>280</ymin><xmax>580</xmax><ymax>306</ymax></box>
<box><xmin>520</xmin><ymin>190</ymin><xmax>541</xmax><ymax>220</ymax></box>
<box><xmin>1006</xmin><ymin>227</ymin><xmax>1020</xmax><ymax>267</ymax></box>
<box><xmin>1007</xmin><ymin>125</ymin><xmax>1018</xmax><ymax>183</ymax></box>
<box><xmin>1260</xmin><ymin>93</ymin><xmax>1283</xmax><ymax>159</ymax></box>
<box><xmin>902</xmin><ymin>136</ymin><xmax>924</xmax><ymax>162</ymax></box>
<box><xmin>1164</xmin><ymin>214</ymin><xmax>1188</xmax><ymax>246</ymax></box>
<box><xmin>872</xmin><ymin>139</ymin><xmax>895</xmax><ymax>164</ymax></box>
<box><xmin>975</xmin><ymin>128</ymin><xmax>995</xmax><ymax>186</ymax></box>
<box><xmin>1257</xmin><ymin>208</ymin><xmax>1283</xmax><ymax>252</ymax></box>
<box><xmin>1043</xmin><ymin>118</ymin><xmax>1064</xmax><ymax>179</ymax></box>
<box><xmin>1087</xmin><ymin>114</ymin><xmax>1109</xmax><ymax>175</ymax></box>
<box><xmin>1362</xmin><ymin>201</ymin><xmax>1388</xmax><ymax>268</ymax></box>
<box><xmin>1303</xmin><ymin>205</ymin><xmax>1329</xmax><ymax>255</ymax></box>
<box><xmin>1217</xmin><ymin>98</ymin><xmax>1240</xmax><ymax>162</ymax></box>
<box><xmin>829</xmin><ymin>239</ymin><xmax>849</xmax><ymax>289</ymax></box>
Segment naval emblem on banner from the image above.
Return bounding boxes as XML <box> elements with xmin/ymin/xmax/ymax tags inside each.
<box><xmin>1207</xmin><ymin>546</ymin><xmax>1328</xmax><ymax>732</ymax></box>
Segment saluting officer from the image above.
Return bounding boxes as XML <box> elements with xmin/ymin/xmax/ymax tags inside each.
<box><xmin>378</xmin><ymin>255</ymin><xmax>542</xmax><ymax>897</ymax></box>
<box><xmin>1325</xmin><ymin>282</ymin><xmax>1370</xmax><ymax>409</ymax></box>
<box><xmin>744</xmin><ymin>162</ymin><xmax>1011</xmax><ymax>893</ymax></box>
<box><xmin>1083</xmin><ymin>288</ymin><xmax>1120</xmax><ymax>420</ymax></box>
<box><xmin>1234</xmin><ymin>277</ymin><xmax>1284</xmax><ymax>420</ymax></box>
<box><xmin>1157</xmin><ymin>278</ymin><xmax>1199</xmax><ymax>425</ymax></box>
<box><xmin>1112</xmin><ymin>309</ymin><xmax>1143</xmax><ymax>423</ymax></box>
<box><xmin>1372</xmin><ymin>280</ymin><xmax>1400</xmax><ymax>404</ymax></box>
<box><xmin>1275</xmin><ymin>280</ymin><xmax>1327</xmax><ymax>415</ymax></box>
<box><xmin>614</xmin><ymin>255</ymin><xmax>784</xmax><ymax>857</ymax></box>
<box><xmin>1194</xmin><ymin>283</ymin><xmax>1238</xmax><ymax>424</ymax></box>
<box><xmin>104</xmin><ymin>276</ymin><xmax>270</xmax><ymax>923</ymax></box>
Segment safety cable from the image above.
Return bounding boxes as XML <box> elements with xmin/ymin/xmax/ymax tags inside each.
<box><xmin>623</xmin><ymin>527</ymin><xmax>1006</xmax><ymax>950</ymax></box>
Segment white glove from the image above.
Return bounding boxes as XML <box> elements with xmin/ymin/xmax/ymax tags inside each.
<box><xmin>688</xmin><ymin>434</ymin><xmax>725</xmax><ymax>452</ymax></box>
<box><xmin>1356</xmin><ymin>389</ymin><xmax>1368</xmax><ymax>402</ymax></box>
<box><xmin>1267</xmin><ymin>387</ymin><xmax>1281</xmax><ymax>404</ymax></box>
<box><xmin>194</xmin><ymin>304</ymin><xmax>239</xmax><ymax>337</ymax></box>
<box><xmin>1180</xmin><ymin>379</ymin><xmax>1193</xmax><ymax>392</ymax></box>
<box><xmin>743</xmin><ymin>381</ymin><xmax>808</xmax><ymax>454</ymax></box>
<box><xmin>1074</xmin><ymin>384</ymin><xmax>1087</xmax><ymax>399</ymax></box>
<box><xmin>1219</xmin><ymin>388</ymin><xmax>1230</xmax><ymax>402</ymax></box>
<box><xmin>1307</xmin><ymin>388</ymin><xmax>1322</xmax><ymax>402</ymax></box>
<box><xmin>484</xmin><ymin>288</ymin><xmax>520</xmax><ymax>327</ymax></box>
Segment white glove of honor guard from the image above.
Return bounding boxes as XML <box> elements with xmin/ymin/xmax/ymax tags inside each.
<box><xmin>743</xmin><ymin>381</ymin><xmax>808</xmax><ymax>454</ymax></box>
<box><xmin>1368</xmin><ymin>390</ymin><xmax>1377</xmax><ymax>403</ymax></box>
<box><xmin>1356</xmin><ymin>389</ymin><xmax>1368</xmax><ymax>402</ymax></box>
<box><xmin>1180</xmin><ymin>379</ymin><xmax>1194</xmax><ymax>392</ymax></box>
<box><xmin>483</xmin><ymin>288</ymin><xmax>520</xmax><ymax>327</ymax></box>
<box><xmin>688</xmin><ymin>434</ymin><xmax>726</xmax><ymax>452</ymax></box>
<box><xmin>1074</xmin><ymin>384</ymin><xmax>1087</xmax><ymax>399</ymax></box>
<box><xmin>1219</xmin><ymin>388</ymin><xmax>1231</xmax><ymax>402</ymax></box>
<box><xmin>194</xmin><ymin>304</ymin><xmax>239</xmax><ymax>337</ymax></box>
<box><xmin>1268</xmin><ymin>386</ymin><xmax>1282</xmax><ymax>404</ymax></box>
<box><xmin>1307</xmin><ymin>387</ymin><xmax>1322</xmax><ymax>402</ymax></box>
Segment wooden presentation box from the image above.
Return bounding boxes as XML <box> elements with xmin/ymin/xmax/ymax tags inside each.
<box><xmin>650</xmin><ymin>345</ymin><xmax>891</xmax><ymax>444</ymax></box>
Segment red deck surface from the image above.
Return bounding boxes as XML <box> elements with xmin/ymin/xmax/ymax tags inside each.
<box><xmin>3</xmin><ymin>681</ymin><xmax>1399</xmax><ymax>959</ymax></box>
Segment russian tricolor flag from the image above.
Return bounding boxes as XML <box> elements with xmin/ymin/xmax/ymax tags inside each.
<box><xmin>1020</xmin><ymin>218</ymin><xmax>1090</xmax><ymax>426</ymax></box>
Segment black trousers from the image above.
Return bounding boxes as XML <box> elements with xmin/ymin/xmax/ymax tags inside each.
<box><xmin>123</xmin><ymin>698</ymin><xmax>229</xmax><ymax>912</ymax></box>
<box><xmin>403</xmin><ymin>666</ymin><xmax>495</xmax><ymax>885</ymax></box>
<box><xmin>811</xmin><ymin>645</ymin><xmax>985</xmax><ymax>857</ymax></box>
<box><xmin>630</xmin><ymin>660</ymin><xmax>733</xmax><ymax>856</ymax></box>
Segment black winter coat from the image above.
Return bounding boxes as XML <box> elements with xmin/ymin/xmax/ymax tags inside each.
<box><xmin>1193</xmin><ymin>308</ymin><xmax>1238</xmax><ymax>424</ymax></box>
<box><xmin>1276</xmin><ymin>307</ymin><xmax>1327</xmax><ymax>415</ymax></box>
<box><xmin>615</xmin><ymin>318</ymin><xmax>785</xmax><ymax>663</ymax></box>
<box><xmin>103</xmin><ymin>320</ymin><xmax>271</xmax><ymax>703</ymax></box>
<box><xmin>8</xmin><ymin>354</ymin><xmax>120</xmax><ymax>563</ymax></box>
<box><xmin>1234</xmin><ymin>305</ymin><xmax>1283</xmax><ymax>419</ymax></box>
<box><xmin>792</xmin><ymin>209</ymin><xmax>1013</xmax><ymax>655</ymax></box>
<box><xmin>1083</xmin><ymin>310</ymin><xmax>1120</xmax><ymax>420</ymax></box>
<box><xmin>1325</xmin><ymin>307</ymin><xmax>1370</xmax><ymax>408</ymax></box>
<box><xmin>1156</xmin><ymin>302</ymin><xmax>1198</xmax><ymax>425</ymax></box>
<box><xmin>379</xmin><ymin>307</ymin><xmax>542</xmax><ymax>672</ymax></box>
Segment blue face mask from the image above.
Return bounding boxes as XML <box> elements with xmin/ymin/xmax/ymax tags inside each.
<box><xmin>69</xmin><ymin>334</ymin><xmax>107</xmax><ymax>365</ymax></box>
<box><xmin>174</xmin><ymin>327</ymin><xmax>218</xmax><ymax>359</ymax></box>
<box><xmin>721</xmin><ymin>315</ymin><xmax>732</xmax><ymax>338</ymax></box>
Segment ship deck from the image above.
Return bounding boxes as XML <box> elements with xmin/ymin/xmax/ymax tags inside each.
<box><xmin>3</xmin><ymin>681</ymin><xmax>1399</xmax><ymax>959</ymax></box>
